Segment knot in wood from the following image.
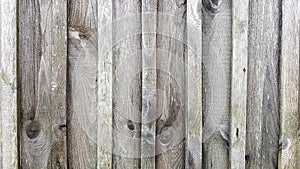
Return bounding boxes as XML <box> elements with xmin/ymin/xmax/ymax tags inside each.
<box><xmin>127</xmin><ymin>120</ymin><xmax>135</xmax><ymax>131</ymax></box>
<box><xmin>26</xmin><ymin>121</ymin><xmax>41</xmax><ymax>139</ymax></box>
<box><xmin>159</xmin><ymin>126</ymin><xmax>174</xmax><ymax>144</ymax></box>
<box><xmin>203</xmin><ymin>0</ymin><xmax>222</xmax><ymax>14</ymax></box>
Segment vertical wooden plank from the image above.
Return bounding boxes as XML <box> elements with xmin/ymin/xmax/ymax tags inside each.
<box><xmin>50</xmin><ymin>0</ymin><xmax>68</xmax><ymax>168</ymax></box>
<box><xmin>155</xmin><ymin>0</ymin><xmax>186</xmax><ymax>168</ymax></box>
<box><xmin>19</xmin><ymin>0</ymin><xmax>67</xmax><ymax>168</ymax></box>
<box><xmin>0</xmin><ymin>0</ymin><xmax>18</xmax><ymax>168</ymax></box>
<box><xmin>202</xmin><ymin>0</ymin><xmax>231</xmax><ymax>168</ymax></box>
<box><xmin>186</xmin><ymin>0</ymin><xmax>202</xmax><ymax>168</ymax></box>
<box><xmin>67</xmin><ymin>0</ymin><xmax>98</xmax><ymax>168</ymax></box>
<box><xmin>230</xmin><ymin>0</ymin><xmax>248</xmax><ymax>168</ymax></box>
<box><xmin>98</xmin><ymin>0</ymin><xmax>113</xmax><ymax>168</ymax></box>
<box><xmin>141</xmin><ymin>0</ymin><xmax>157</xmax><ymax>168</ymax></box>
<box><xmin>246</xmin><ymin>1</ymin><xmax>281</xmax><ymax>168</ymax></box>
<box><xmin>112</xmin><ymin>0</ymin><xmax>141</xmax><ymax>168</ymax></box>
<box><xmin>279</xmin><ymin>0</ymin><xmax>300</xmax><ymax>168</ymax></box>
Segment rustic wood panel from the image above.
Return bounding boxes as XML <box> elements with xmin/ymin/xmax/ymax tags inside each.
<box><xmin>141</xmin><ymin>0</ymin><xmax>157</xmax><ymax>168</ymax></box>
<box><xmin>112</xmin><ymin>0</ymin><xmax>142</xmax><ymax>168</ymax></box>
<box><xmin>186</xmin><ymin>0</ymin><xmax>202</xmax><ymax>168</ymax></box>
<box><xmin>279</xmin><ymin>0</ymin><xmax>300</xmax><ymax>168</ymax></box>
<box><xmin>98</xmin><ymin>0</ymin><xmax>113</xmax><ymax>168</ymax></box>
<box><xmin>19</xmin><ymin>0</ymin><xmax>67</xmax><ymax>168</ymax></box>
<box><xmin>67</xmin><ymin>0</ymin><xmax>98</xmax><ymax>168</ymax></box>
<box><xmin>202</xmin><ymin>0</ymin><xmax>231</xmax><ymax>168</ymax></box>
<box><xmin>246</xmin><ymin>1</ymin><xmax>281</xmax><ymax>168</ymax></box>
<box><xmin>155</xmin><ymin>0</ymin><xmax>186</xmax><ymax>168</ymax></box>
<box><xmin>230</xmin><ymin>0</ymin><xmax>249</xmax><ymax>168</ymax></box>
<box><xmin>0</xmin><ymin>0</ymin><xmax>18</xmax><ymax>168</ymax></box>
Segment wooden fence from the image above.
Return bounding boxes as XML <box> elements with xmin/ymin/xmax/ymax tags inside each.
<box><xmin>0</xmin><ymin>0</ymin><xmax>299</xmax><ymax>168</ymax></box>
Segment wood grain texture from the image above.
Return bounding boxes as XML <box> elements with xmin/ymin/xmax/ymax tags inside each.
<box><xmin>141</xmin><ymin>0</ymin><xmax>157</xmax><ymax>168</ymax></box>
<box><xmin>0</xmin><ymin>0</ymin><xmax>18</xmax><ymax>168</ymax></box>
<box><xmin>279</xmin><ymin>0</ymin><xmax>300</xmax><ymax>168</ymax></box>
<box><xmin>155</xmin><ymin>0</ymin><xmax>186</xmax><ymax>168</ymax></box>
<box><xmin>186</xmin><ymin>0</ymin><xmax>202</xmax><ymax>168</ymax></box>
<box><xmin>19</xmin><ymin>0</ymin><xmax>67</xmax><ymax>168</ymax></box>
<box><xmin>230</xmin><ymin>0</ymin><xmax>248</xmax><ymax>168</ymax></box>
<box><xmin>67</xmin><ymin>0</ymin><xmax>98</xmax><ymax>168</ymax></box>
<box><xmin>202</xmin><ymin>0</ymin><xmax>231</xmax><ymax>168</ymax></box>
<box><xmin>50</xmin><ymin>1</ymin><xmax>68</xmax><ymax>168</ymax></box>
<box><xmin>112</xmin><ymin>0</ymin><xmax>141</xmax><ymax>168</ymax></box>
<box><xmin>98</xmin><ymin>0</ymin><xmax>113</xmax><ymax>168</ymax></box>
<box><xmin>246</xmin><ymin>1</ymin><xmax>281</xmax><ymax>168</ymax></box>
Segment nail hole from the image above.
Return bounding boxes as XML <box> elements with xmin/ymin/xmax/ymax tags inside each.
<box><xmin>236</xmin><ymin>128</ymin><xmax>239</xmax><ymax>137</ymax></box>
<box><xmin>127</xmin><ymin>120</ymin><xmax>135</xmax><ymax>131</ymax></box>
<box><xmin>26</xmin><ymin>121</ymin><xmax>41</xmax><ymax>139</ymax></box>
<box><xmin>59</xmin><ymin>123</ymin><xmax>67</xmax><ymax>132</ymax></box>
<box><xmin>243</xmin><ymin>68</ymin><xmax>246</xmax><ymax>72</ymax></box>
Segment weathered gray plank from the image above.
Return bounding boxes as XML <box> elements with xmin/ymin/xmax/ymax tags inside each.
<box><xmin>0</xmin><ymin>0</ymin><xmax>18</xmax><ymax>168</ymax></box>
<box><xmin>67</xmin><ymin>0</ymin><xmax>98</xmax><ymax>168</ymax></box>
<box><xmin>112</xmin><ymin>0</ymin><xmax>141</xmax><ymax>168</ymax></box>
<box><xmin>19</xmin><ymin>0</ymin><xmax>67</xmax><ymax>168</ymax></box>
<box><xmin>230</xmin><ymin>0</ymin><xmax>248</xmax><ymax>168</ymax></box>
<box><xmin>141</xmin><ymin>0</ymin><xmax>157</xmax><ymax>168</ymax></box>
<box><xmin>246</xmin><ymin>1</ymin><xmax>281</xmax><ymax>168</ymax></box>
<box><xmin>50</xmin><ymin>1</ymin><xmax>68</xmax><ymax>168</ymax></box>
<box><xmin>186</xmin><ymin>0</ymin><xmax>202</xmax><ymax>168</ymax></box>
<box><xmin>155</xmin><ymin>0</ymin><xmax>186</xmax><ymax>168</ymax></box>
<box><xmin>279</xmin><ymin>0</ymin><xmax>300</xmax><ymax>168</ymax></box>
<box><xmin>97</xmin><ymin>0</ymin><xmax>113</xmax><ymax>168</ymax></box>
<box><xmin>202</xmin><ymin>0</ymin><xmax>231</xmax><ymax>168</ymax></box>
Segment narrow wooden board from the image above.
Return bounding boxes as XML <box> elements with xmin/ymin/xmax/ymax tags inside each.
<box><xmin>186</xmin><ymin>0</ymin><xmax>202</xmax><ymax>168</ymax></box>
<box><xmin>279</xmin><ymin>0</ymin><xmax>300</xmax><ymax>168</ymax></box>
<box><xmin>50</xmin><ymin>1</ymin><xmax>68</xmax><ymax>168</ymax></box>
<box><xmin>230</xmin><ymin>0</ymin><xmax>248</xmax><ymax>168</ymax></box>
<box><xmin>246</xmin><ymin>1</ymin><xmax>281</xmax><ymax>168</ymax></box>
<box><xmin>112</xmin><ymin>0</ymin><xmax>142</xmax><ymax>168</ymax></box>
<box><xmin>98</xmin><ymin>0</ymin><xmax>113</xmax><ymax>168</ymax></box>
<box><xmin>19</xmin><ymin>0</ymin><xmax>67</xmax><ymax>168</ymax></box>
<box><xmin>67</xmin><ymin>0</ymin><xmax>98</xmax><ymax>168</ymax></box>
<box><xmin>141</xmin><ymin>0</ymin><xmax>157</xmax><ymax>168</ymax></box>
<box><xmin>202</xmin><ymin>0</ymin><xmax>231</xmax><ymax>168</ymax></box>
<box><xmin>155</xmin><ymin>0</ymin><xmax>186</xmax><ymax>168</ymax></box>
<box><xmin>0</xmin><ymin>0</ymin><xmax>18</xmax><ymax>168</ymax></box>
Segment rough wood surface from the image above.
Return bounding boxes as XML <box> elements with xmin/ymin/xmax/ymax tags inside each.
<box><xmin>202</xmin><ymin>0</ymin><xmax>231</xmax><ymax>168</ymax></box>
<box><xmin>230</xmin><ymin>0</ymin><xmax>248</xmax><ymax>168</ymax></box>
<box><xmin>141</xmin><ymin>0</ymin><xmax>157</xmax><ymax>168</ymax></box>
<box><xmin>279</xmin><ymin>0</ymin><xmax>300</xmax><ymax>168</ymax></box>
<box><xmin>246</xmin><ymin>1</ymin><xmax>281</xmax><ymax>168</ymax></box>
<box><xmin>50</xmin><ymin>1</ymin><xmax>68</xmax><ymax>168</ymax></box>
<box><xmin>98</xmin><ymin>0</ymin><xmax>113</xmax><ymax>168</ymax></box>
<box><xmin>67</xmin><ymin>0</ymin><xmax>98</xmax><ymax>168</ymax></box>
<box><xmin>186</xmin><ymin>0</ymin><xmax>202</xmax><ymax>168</ymax></box>
<box><xmin>112</xmin><ymin>0</ymin><xmax>141</xmax><ymax>168</ymax></box>
<box><xmin>155</xmin><ymin>0</ymin><xmax>186</xmax><ymax>168</ymax></box>
<box><xmin>19</xmin><ymin>0</ymin><xmax>67</xmax><ymax>168</ymax></box>
<box><xmin>0</xmin><ymin>0</ymin><xmax>18</xmax><ymax>168</ymax></box>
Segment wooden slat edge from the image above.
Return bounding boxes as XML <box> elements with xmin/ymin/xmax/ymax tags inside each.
<box><xmin>0</xmin><ymin>0</ymin><xmax>18</xmax><ymax>168</ymax></box>
<box><xmin>98</xmin><ymin>0</ymin><xmax>113</xmax><ymax>168</ymax></box>
<box><xmin>279</xmin><ymin>0</ymin><xmax>300</xmax><ymax>168</ymax></box>
<box><xmin>186</xmin><ymin>0</ymin><xmax>202</xmax><ymax>168</ymax></box>
<box><xmin>230</xmin><ymin>0</ymin><xmax>249</xmax><ymax>168</ymax></box>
